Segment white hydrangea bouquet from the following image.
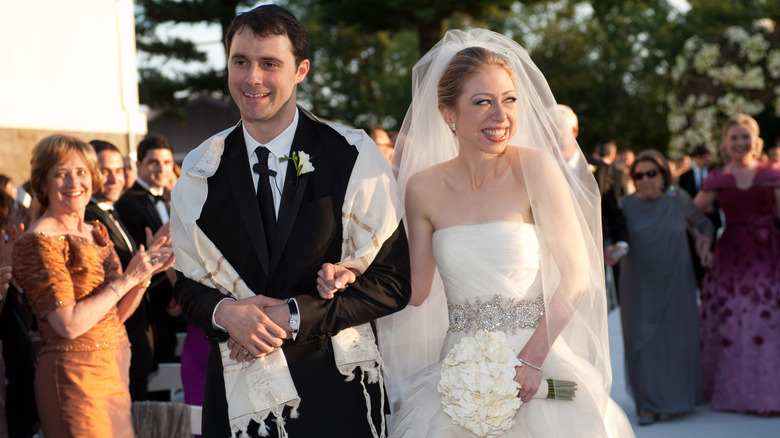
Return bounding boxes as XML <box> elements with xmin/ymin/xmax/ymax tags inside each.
<box><xmin>438</xmin><ymin>330</ymin><xmax>576</xmax><ymax>437</ymax></box>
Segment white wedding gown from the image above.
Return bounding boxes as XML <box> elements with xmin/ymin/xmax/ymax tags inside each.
<box><xmin>390</xmin><ymin>222</ymin><xmax>634</xmax><ymax>438</ymax></box>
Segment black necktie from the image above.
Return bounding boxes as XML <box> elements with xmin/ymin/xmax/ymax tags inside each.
<box><xmin>254</xmin><ymin>147</ymin><xmax>276</xmax><ymax>252</ymax></box>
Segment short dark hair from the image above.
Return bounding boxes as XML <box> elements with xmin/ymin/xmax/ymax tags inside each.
<box><xmin>594</xmin><ymin>139</ymin><xmax>617</xmax><ymax>157</ymax></box>
<box><xmin>224</xmin><ymin>4</ymin><xmax>309</xmax><ymax>66</ymax></box>
<box><xmin>136</xmin><ymin>134</ymin><xmax>172</xmax><ymax>162</ymax></box>
<box><xmin>690</xmin><ymin>145</ymin><xmax>711</xmax><ymax>158</ymax></box>
<box><xmin>89</xmin><ymin>139</ymin><xmax>121</xmax><ymax>155</ymax></box>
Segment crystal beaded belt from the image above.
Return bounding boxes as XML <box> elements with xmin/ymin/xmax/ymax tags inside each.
<box><xmin>447</xmin><ymin>293</ymin><xmax>545</xmax><ymax>333</ymax></box>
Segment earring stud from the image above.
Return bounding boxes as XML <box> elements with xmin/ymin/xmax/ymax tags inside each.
<box><xmin>450</xmin><ymin>123</ymin><xmax>456</xmax><ymax>132</ymax></box>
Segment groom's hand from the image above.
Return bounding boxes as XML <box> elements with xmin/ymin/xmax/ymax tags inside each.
<box><xmin>216</xmin><ymin>295</ymin><xmax>288</xmax><ymax>360</ymax></box>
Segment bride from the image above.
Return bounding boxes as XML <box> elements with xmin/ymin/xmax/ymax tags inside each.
<box><xmin>377</xmin><ymin>29</ymin><xmax>635</xmax><ymax>437</ymax></box>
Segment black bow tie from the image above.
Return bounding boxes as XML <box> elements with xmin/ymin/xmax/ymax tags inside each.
<box><xmin>150</xmin><ymin>193</ymin><xmax>166</xmax><ymax>204</ymax></box>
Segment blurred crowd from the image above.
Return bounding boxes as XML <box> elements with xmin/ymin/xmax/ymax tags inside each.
<box><xmin>562</xmin><ymin>109</ymin><xmax>780</xmax><ymax>425</ymax></box>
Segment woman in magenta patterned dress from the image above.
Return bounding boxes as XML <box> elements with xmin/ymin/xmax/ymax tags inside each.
<box><xmin>694</xmin><ymin>113</ymin><xmax>780</xmax><ymax>414</ymax></box>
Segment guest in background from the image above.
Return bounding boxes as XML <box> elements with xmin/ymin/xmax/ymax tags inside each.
<box><xmin>678</xmin><ymin>145</ymin><xmax>722</xmax><ymax>287</ymax></box>
<box><xmin>618</xmin><ymin>150</ymin><xmax>636</xmax><ymax>194</ymax></box>
<box><xmin>694</xmin><ymin>113</ymin><xmax>780</xmax><ymax>414</ymax></box>
<box><xmin>11</xmin><ymin>134</ymin><xmax>173</xmax><ymax>437</ymax></box>
<box><xmin>617</xmin><ymin>149</ymin><xmax>712</xmax><ymax>425</ymax></box>
<box><xmin>766</xmin><ymin>142</ymin><xmax>780</xmax><ymax>164</ymax></box>
<box><xmin>84</xmin><ymin>140</ymin><xmax>162</xmax><ymax>402</ymax></box>
<box><xmin>116</xmin><ymin>134</ymin><xmax>181</xmax><ymax>377</ymax></box>
<box><xmin>588</xmin><ymin>138</ymin><xmax>629</xmax><ymax>305</ymax></box>
<box><xmin>0</xmin><ymin>190</ymin><xmax>36</xmax><ymax>437</ymax></box>
<box><xmin>0</xmin><ymin>198</ymin><xmax>12</xmax><ymax>438</ymax></box>
<box><xmin>363</xmin><ymin>124</ymin><xmax>395</xmax><ymax>164</ymax></box>
<box><xmin>0</xmin><ymin>175</ymin><xmax>16</xmax><ymax>205</ymax></box>
<box><xmin>123</xmin><ymin>156</ymin><xmax>136</xmax><ymax>193</ymax></box>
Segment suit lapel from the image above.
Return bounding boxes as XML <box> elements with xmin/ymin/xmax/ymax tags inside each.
<box><xmin>223</xmin><ymin>127</ymin><xmax>271</xmax><ymax>274</ymax></box>
<box><xmin>130</xmin><ymin>182</ymin><xmax>164</xmax><ymax>230</ymax></box>
<box><xmin>269</xmin><ymin>114</ymin><xmax>316</xmax><ymax>273</ymax></box>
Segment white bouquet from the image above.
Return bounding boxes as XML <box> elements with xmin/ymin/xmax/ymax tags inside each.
<box><xmin>438</xmin><ymin>330</ymin><xmax>576</xmax><ymax>437</ymax></box>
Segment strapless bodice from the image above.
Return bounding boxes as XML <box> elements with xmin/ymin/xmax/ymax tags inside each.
<box><xmin>432</xmin><ymin>222</ymin><xmax>542</xmax><ymax>305</ymax></box>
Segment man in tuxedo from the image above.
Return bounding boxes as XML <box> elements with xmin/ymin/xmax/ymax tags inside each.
<box><xmin>115</xmin><ymin>135</ymin><xmax>181</xmax><ymax>374</ymax></box>
<box><xmin>678</xmin><ymin>145</ymin><xmax>721</xmax><ymax>285</ymax></box>
<box><xmin>84</xmin><ymin>140</ymin><xmax>155</xmax><ymax>401</ymax></box>
<box><xmin>171</xmin><ymin>5</ymin><xmax>410</xmax><ymax>437</ymax></box>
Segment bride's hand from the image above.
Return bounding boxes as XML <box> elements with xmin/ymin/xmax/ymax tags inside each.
<box><xmin>316</xmin><ymin>263</ymin><xmax>358</xmax><ymax>299</ymax></box>
<box><xmin>514</xmin><ymin>363</ymin><xmax>543</xmax><ymax>403</ymax></box>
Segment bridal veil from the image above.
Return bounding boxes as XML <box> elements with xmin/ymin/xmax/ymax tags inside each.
<box><xmin>378</xmin><ymin>28</ymin><xmax>613</xmax><ymax>428</ymax></box>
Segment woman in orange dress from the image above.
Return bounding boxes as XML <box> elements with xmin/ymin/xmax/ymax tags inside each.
<box><xmin>12</xmin><ymin>134</ymin><xmax>174</xmax><ymax>438</ymax></box>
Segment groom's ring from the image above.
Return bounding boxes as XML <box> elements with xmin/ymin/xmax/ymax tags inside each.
<box><xmin>318</xmin><ymin>285</ymin><xmax>325</xmax><ymax>293</ymax></box>
<box><xmin>150</xmin><ymin>258</ymin><xmax>159</xmax><ymax>265</ymax></box>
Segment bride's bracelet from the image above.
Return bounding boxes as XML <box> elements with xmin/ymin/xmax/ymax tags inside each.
<box><xmin>517</xmin><ymin>357</ymin><xmax>542</xmax><ymax>372</ymax></box>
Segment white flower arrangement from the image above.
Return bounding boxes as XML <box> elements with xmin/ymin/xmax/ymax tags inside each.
<box><xmin>692</xmin><ymin>43</ymin><xmax>720</xmax><ymax>73</ymax></box>
<box><xmin>768</xmin><ymin>50</ymin><xmax>780</xmax><ymax>78</ymax></box>
<box><xmin>438</xmin><ymin>330</ymin><xmax>576</xmax><ymax>438</ymax></box>
<box><xmin>667</xmin><ymin>19</ymin><xmax>780</xmax><ymax>158</ymax></box>
<box><xmin>438</xmin><ymin>330</ymin><xmax>521</xmax><ymax>438</ymax></box>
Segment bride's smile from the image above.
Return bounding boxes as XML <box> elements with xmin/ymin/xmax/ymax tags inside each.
<box><xmin>443</xmin><ymin>64</ymin><xmax>518</xmax><ymax>157</ymax></box>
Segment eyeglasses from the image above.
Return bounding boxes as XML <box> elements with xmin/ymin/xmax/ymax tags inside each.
<box><xmin>632</xmin><ymin>169</ymin><xmax>659</xmax><ymax>180</ymax></box>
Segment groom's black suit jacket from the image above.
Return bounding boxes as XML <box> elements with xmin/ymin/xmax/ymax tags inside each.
<box><xmin>174</xmin><ymin>111</ymin><xmax>411</xmax><ymax>437</ymax></box>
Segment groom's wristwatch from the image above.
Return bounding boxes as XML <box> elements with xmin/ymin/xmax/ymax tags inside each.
<box><xmin>287</xmin><ymin>297</ymin><xmax>300</xmax><ymax>341</ymax></box>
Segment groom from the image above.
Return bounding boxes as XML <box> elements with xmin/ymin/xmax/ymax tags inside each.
<box><xmin>171</xmin><ymin>5</ymin><xmax>411</xmax><ymax>437</ymax></box>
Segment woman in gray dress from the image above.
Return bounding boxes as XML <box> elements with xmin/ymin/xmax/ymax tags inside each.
<box><xmin>617</xmin><ymin>149</ymin><xmax>713</xmax><ymax>425</ymax></box>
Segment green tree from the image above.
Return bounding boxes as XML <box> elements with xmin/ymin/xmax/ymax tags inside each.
<box><xmin>684</xmin><ymin>0</ymin><xmax>780</xmax><ymax>40</ymax></box>
<box><xmin>281</xmin><ymin>0</ymin><xmax>534</xmax><ymax>129</ymax></box>
<box><xmin>135</xmin><ymin>0</ymin><xmax>254</xmax><ymax>115</ymax></box>
<box><xmin>499</xmin><ymin>1</ymin><xmax>686</xmax><ymax>155</ymax></box>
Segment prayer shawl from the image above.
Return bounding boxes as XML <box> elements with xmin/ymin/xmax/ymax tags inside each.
<box><xmin>171</xmin><ymin>115</ymin><xmax>403</xmax><ymax>437</ymax></box>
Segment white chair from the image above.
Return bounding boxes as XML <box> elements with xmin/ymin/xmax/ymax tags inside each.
<box><xmin>147</xmin><ymin>362</ymin><xmax>183</xmax><ymax>401</ymax></box>
<box><xmin>132</xmin><ymin>401</ymin><xmax>202</xmax><ymax>437</ymax></box>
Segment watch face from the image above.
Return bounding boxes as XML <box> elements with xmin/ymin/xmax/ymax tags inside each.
<box><xmin>289</xmin><ymin>313</ymin><xmax>301</xmax><ymax>330</ymax></box>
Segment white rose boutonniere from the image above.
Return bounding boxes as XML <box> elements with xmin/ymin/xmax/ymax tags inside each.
<box><xmin>438</xmin><ymin>330</ymin><xmax>577</xmax><ymax>438</ymax></box>
<box><xmin>280</xmin><ymin>150</ymin><xmax>314</xmax><ymax>177</ymax></box>
<box><xmin>279</xmin><ymin>150</ymin><xmax>314</xmax><ymax>197</ymax></box>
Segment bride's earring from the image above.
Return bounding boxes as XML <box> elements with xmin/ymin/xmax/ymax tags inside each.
<box><xmin>450</xmin><ymin>123</ymin><xmax>456</xmax><ymax>132</ymax></box>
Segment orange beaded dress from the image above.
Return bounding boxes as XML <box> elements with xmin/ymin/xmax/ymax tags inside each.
<box><xmin>12</xmin><ymin>222</ymin><xmax>134</xmax><ymax>438</ymax></box>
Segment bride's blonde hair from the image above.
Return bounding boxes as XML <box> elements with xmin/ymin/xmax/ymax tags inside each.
<box><xmin>437</xmin><ymin>47</ymin><xmax>513</xmax><ymax>110</ymax></box>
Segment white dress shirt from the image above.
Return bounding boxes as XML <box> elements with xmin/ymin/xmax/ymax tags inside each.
<box><xmin>135</xmin><ymin>178</ymin><xmax>170</xmax><ymax>223</ymax></box>
<box><xmin>244</xmin><ymin>109</ymin><xmax>299</xmax><ymax>216</ymax></box>
<box><xmin>213</xmin><ymin>109</ymin><xmax>301</xmax><ymax>336</ymax></box>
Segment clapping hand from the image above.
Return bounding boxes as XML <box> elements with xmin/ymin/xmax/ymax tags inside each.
<box><xmin>125</xmin><ymin>244</ymin><xmax>175</xmax><ymax>288</ymax></box>
<box><xmin>145</xmin><ymin>222</ymin><xmax>172</xmax><ymax>249</ymax></box>
<box><xmin>316</xmin><ymin>263</ymin><xmax>357</xmax><ymax>299</ymax></box>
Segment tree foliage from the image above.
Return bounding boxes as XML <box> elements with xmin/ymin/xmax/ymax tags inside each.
<box><xmin>135</xmin><ymin>0</ymin><xmax>254</xmax><ymax>114</ymax></box>
<box><xmin>134</xmin><ymin>0</ymin><xmax>778</xmax><ymax>154</ymax></box>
